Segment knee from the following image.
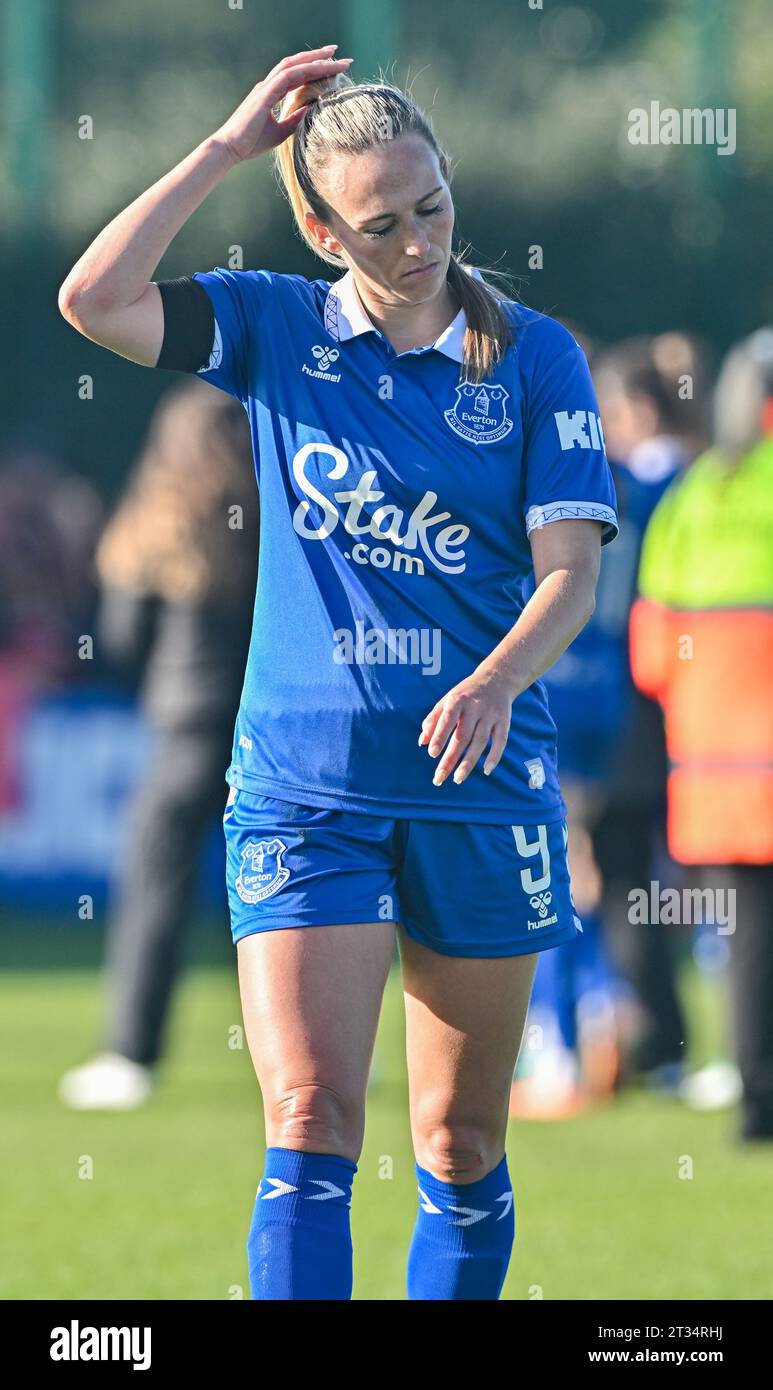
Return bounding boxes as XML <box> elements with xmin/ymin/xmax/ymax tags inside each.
<box><xmin>267</xmin><ymin>1082</ymin><xmax>363</xmax><ymax>1160</ymax></box>
<box><xmin>416</xmin><ymin>1120</ymin><xmax>502</xmax><ymax>1183</ymax></box>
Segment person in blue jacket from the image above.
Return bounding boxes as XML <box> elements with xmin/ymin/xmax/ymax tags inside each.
<box><xmin>516</xmin><ymin>334</ymin><xmax>703</xmax><ymax>1116</ymax></box>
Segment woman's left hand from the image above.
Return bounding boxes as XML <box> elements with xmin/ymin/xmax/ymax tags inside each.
<box><xmin>419</xmin><ymin>668</ymin><xmax>514</xmax><ymax>786</ymax></box>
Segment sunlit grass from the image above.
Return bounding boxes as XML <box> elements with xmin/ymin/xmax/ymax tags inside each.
<box><xmin>1</xmin><ymin>924</ymin><xmax>769</xmax><ymax>1300</ymax></box>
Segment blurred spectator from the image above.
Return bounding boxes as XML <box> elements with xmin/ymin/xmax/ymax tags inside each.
<box><xmin>59</xmin><ymin>378</ymin><xmax>259</xmax><ymax>1109</ymax></box>
<box><xmin>511</xmin><ymin>333</ymin><xmax>708</xmax><ymax>1117</ymax></box>
<box><xmin>630</xmin><ymin>328</ymin><xmax>773</xmax><ymax>1140</ymax></box>
<box><xmin>0</xmin><ymin>446</ymin><xmax>103</xmax><ymax>810</ymax></box>
<box><xmin>595</xmin><ymin>331</ymin><xmax>709</xmax><ymax>482</ymax></box>
<box><xmin>588</xmin><ymin>334</ymin><xmax>709</xmax><ymax>1089</ymax></box>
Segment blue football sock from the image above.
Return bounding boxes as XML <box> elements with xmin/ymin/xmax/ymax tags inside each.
<box><xmin>247</xmin><ymin>1147</ymin><xmax>357</xmax><ymax>1300</ymax></box>
<box><xmin>407</xmin><ymin>1153</ymin><xmax>515</xmax><ymax>1300</ymax></box>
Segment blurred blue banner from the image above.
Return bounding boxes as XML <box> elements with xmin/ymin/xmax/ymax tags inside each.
<box><xmin>0</xmin><ymin>687</ymin><xmax>223</xmax><ymax>910</ymax></box>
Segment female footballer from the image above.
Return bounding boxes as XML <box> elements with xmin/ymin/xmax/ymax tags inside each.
<box><xmin>59</xmin><ymin>45</ymin><xmax>618</xmax><ymax>1301</ymax></box>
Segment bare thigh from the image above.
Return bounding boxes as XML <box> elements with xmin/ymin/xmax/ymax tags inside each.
<box><xmin>399</xmin><ymin>928</ymin><xmax>538</xmax><ymax>1184</ymax></box>
<box><xmin>237</xmin><ymin>921</ymin><xmax>395</xmax><ymax>1162</ymax></box>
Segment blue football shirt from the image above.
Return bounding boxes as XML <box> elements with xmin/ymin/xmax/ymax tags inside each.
<box><xmin>190</xmin><ymin>264</ymin><xmax>618</xmax><ymax>822</ymax></box>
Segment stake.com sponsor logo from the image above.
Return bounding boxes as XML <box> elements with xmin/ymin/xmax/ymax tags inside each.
<box><xmin>50</xmin><ymin>1320</ymin><xmax>151</xmax><ymax>1370</ymax></box>
<box><xmin>291</xmin><ymin>443</ymin><xmax>469</xmax><ymax>576</ymax></box>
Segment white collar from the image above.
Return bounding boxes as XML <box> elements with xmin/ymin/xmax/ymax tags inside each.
<box><xmin>626</xmin><ymin>435</ymin><xmax>689</xmax><ymax>484</ymax></box>
<box><xmin>322</xmin><ymin>265</ymin><xmax>484</xmax><ymax>363</ymax></box>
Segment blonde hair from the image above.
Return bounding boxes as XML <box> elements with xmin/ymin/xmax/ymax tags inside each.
<box><xmin>712</xmin><ymin>328</ymin><xmax>773</xmax><ymax>460</ymax></box>
<box><xmin>273</xmin><ymin>73</ymin><xmax>517</xmax><ymax>383</ymax></box>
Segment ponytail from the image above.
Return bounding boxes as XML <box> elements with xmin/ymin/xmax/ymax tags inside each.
<box><xmin>272</xmin><ymin>74</ymin><xmax>517</xmax><ymax>383</ymax></box>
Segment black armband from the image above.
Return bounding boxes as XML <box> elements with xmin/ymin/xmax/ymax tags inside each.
<box><xmin>154</xmin><ymin>276</ymin><xmax>216</xmax><ymax>372</ymax></box>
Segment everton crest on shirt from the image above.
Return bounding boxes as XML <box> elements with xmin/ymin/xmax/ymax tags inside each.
<box><xmin>189</xmin><ymin>263</ymin><xmax>618</xmax><ymax>823</ymax></box>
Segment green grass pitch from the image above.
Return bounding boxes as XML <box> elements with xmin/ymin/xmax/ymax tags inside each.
<box><xmin>1</xmin><ymin>921</ymin><xmax>770</xmax><ymax>1300</ymax></box>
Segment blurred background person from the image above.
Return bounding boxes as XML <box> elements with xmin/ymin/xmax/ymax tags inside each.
<box><xmin>0</xmin><ymin>445</ymin><xmax>103</xmax><ymax>810</ymax></box>
<box><xmin>59</xmin><ymin>378</ymin><xmax>259</xmax><ymax>1109</ymax></box>
<box><xmin>589</xmin><ymin>333</ymin><xmax>709</xmax><ymax>1092</ymax></box>
<box><xmin>511</xmin><ymin>331</ymin><xmax>709</xmax><ymax>1117</ymax></box>
<box><xmin>630</xmin><ymin>327</ymin><xmax>773</xmax><ymax>1140</ymax></box>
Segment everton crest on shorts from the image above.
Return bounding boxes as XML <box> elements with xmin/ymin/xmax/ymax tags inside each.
<box><xmin>224</xmin><ymin>788</ymin><xmax>582</xmax><ymax>957</ymax></box>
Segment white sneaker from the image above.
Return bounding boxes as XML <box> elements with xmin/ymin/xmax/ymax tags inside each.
<box><xmin>679</xmin><ymin>1060</ymin><xmax>743</xmax><ymax>1112</ymax></box>
<box><xmin>58</xmin><ymin>1051</ymin><xmax>153</xmax><ymax>1111</ymax></box>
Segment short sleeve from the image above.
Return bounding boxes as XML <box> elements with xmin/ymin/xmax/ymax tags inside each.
<box><xmin>521</xmin><ymin>320</ymin><xmax>619</xmax><ymax>545</ymax></box>
<box><xmin>190</xmin><ymin>266</ymin><xmax>273</xmax><ymax>403</ymax></box>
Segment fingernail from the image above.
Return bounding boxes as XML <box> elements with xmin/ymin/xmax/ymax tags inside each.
<box><xmin>453</xmin><ymin>771</ymin><xmax>464</xmax><ymax>784</ymax></box>
<box><xmin>483</xmin><ymin>765</ymin><xmax>491</xmax><ymax>775</ymax></box>
<box><xmin>433</xmin><ymin>772</ymin><xmax>443</xmax><ymax>786</ymax></box>
<box><xmin>323</xmin><ymin>44</ymin><xmax>338</xmax><ymax>51</ymax></box>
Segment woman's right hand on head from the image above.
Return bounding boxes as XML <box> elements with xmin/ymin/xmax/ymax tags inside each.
<box><xmin>57</xmin><ymin>46</ymin><xmax>353</xmax><ymax>371</ymax></box>
<box><xmin>212</xmin><ymin>45</ymin><xmax>353</xmax><ymax>164</ymax></box>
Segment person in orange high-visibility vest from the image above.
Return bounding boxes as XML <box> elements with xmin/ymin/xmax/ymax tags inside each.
<box><xmin>630</xmin><ymin>329</ymin><xmax>773</xmax><ymax>1140</ymax></box>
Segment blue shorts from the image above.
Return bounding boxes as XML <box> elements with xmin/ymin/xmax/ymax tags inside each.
<box><xmin>223</xmin><ymin>789</ymin><xmax>582</xmax><ymax>958</ymax></box>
